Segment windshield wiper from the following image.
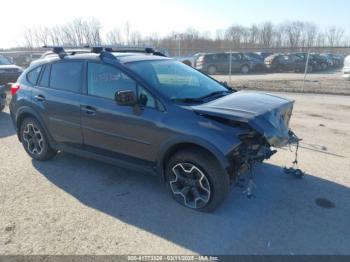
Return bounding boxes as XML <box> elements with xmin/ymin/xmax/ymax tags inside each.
<box><xmin>171</xmin><ymin>90</ymin><xmax>232</xmax><ymax>104</ymax></box>
<box><xmin>199</xmin><ymin>90</ymin><xmax>232</xmax><ymax>100</ymax></box>
<box><xmin>171</xmin><ymin>97</ymin><xmax>204</xmax><ymax>104</ymax></box>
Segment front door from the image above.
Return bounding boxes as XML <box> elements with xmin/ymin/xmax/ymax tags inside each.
<box><xmin>80</xmin><ymin>62</ymin><xmax>164</xmax><ymax>164</ymax></box>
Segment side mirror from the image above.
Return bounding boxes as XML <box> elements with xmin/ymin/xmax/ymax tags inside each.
<box><xmin>115</xmin><ymin>90</ymin><xmax>137</xmax><ymax>106</ymax></box>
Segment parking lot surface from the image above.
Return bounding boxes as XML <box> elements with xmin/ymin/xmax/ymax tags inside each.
<box><xmin>0</xmin><ymin>92</ymin><xmax>350</xmax><ymax>255</ymax></box>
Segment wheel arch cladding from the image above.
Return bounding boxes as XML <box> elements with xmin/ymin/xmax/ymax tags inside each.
<box><xmin>16</xmin><ymin>108</ymin><xmax>49</xmax><ymax>142</ymax></box>
<box><xmin>159</xmin><ymin>141</ymin><xmax>229</xmax><ymax>183</ymax></box>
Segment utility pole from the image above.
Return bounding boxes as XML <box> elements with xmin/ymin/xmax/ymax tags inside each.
<box><xmin>174</xmin><ymin>33</ymin><xmax>184</xmax><ymax>57</ymax></box>
<box><xmin>229</xmin><ymin>49</ymin><xmax>232</xmax><ymax>85</ymax></box>
<box><xmin>302</xmin><ymin>49</ymin><xmax>311</xmax><ymax>92</ymax></box>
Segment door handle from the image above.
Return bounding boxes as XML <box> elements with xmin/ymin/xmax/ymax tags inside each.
<box><xmin>82</xmin><ymin>105</ymin><xmax>96</xmax><ymax>115</ymax></box>
<box><xmin>34</xmin><ymin>94</ymin><xmax>45</xmax><ymax>102</ymax></box>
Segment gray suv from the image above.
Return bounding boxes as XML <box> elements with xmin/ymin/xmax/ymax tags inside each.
<box><xmin>195</xmin><ymin>52</ymin><xmax>255</xmax><ymax>74</ymax></box>
<box><xmin>0</xmin><ymin>55</ymin><xmax>23</xmax><ymax>86</ymax></box>
<box><xmin>10</xmin><ymin>46</ymin><xmax>296</xmax><ymax>212</ymax></box>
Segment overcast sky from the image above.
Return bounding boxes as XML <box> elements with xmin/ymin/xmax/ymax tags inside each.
<box><xmin>1</xmin><ymin>0</ymin><xmax>349</xmax><ymax>48</ymax></box>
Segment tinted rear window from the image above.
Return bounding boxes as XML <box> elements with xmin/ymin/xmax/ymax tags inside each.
<box><xmin>50</xmin><ymin>62</ymin><xmax>83</xmax><ymax>93</ymax></box>
<box><xmin>27</xmin><ymin>66</ymin><xmax>42</xmax><ymax>85</ymax></box>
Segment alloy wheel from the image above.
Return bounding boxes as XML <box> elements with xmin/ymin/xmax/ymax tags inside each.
<box><xmin>169</xmin><ymin>163</ymin><xmax>211</xmax><ymax>209</ymax></box>
<box><xmin>23</xmin><ymin>123</ymin><xmax>44</xmax><ymax>155</ymax></box>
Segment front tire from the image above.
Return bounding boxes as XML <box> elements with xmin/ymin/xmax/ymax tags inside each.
<box><xmin>20</xmin><ymin>117</ymin><xmax>57</xmax><ymax>161</ymax></box>
<box><xmin>166</xmin><ymin>149</ymin><xmax>230</xmax><ymax>212</ymax></box>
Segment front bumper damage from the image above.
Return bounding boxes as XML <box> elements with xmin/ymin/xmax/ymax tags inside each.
<box><xmin>193</xmin><ymin>91</ymin><xmax>303</xmax><ymax>196</ymax></box>
<box><xmin>230</xmin><ymin>129</ymin><xmax>302</xmax><ymax>197</ymax></box>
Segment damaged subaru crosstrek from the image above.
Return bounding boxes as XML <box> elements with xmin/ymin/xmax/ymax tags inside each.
<box><xmin>10</xmin><ymin>47</ymin><xmax>296</xmax><ymax>212</ymax></box>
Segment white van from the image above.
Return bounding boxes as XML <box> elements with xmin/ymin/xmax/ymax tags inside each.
<box><xmin>343</xmin><ymin>55</ymin><xmax>350</xmax><ymax>80</ymax></box>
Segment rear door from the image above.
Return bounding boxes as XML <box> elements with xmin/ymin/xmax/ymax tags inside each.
<box><xmin>231</xmin><ymin>53</ymin><xmax>242</xmax><ymax>72</ymax></box>
<box><xmin>32</xmin><ymin>61</ymin><xmax>84</xmax><ymax>147</ymax></box>
<box><xmin>217</xmin><ymin>53</ymin><xmax>229</xmax><ymax>73</ymax></box>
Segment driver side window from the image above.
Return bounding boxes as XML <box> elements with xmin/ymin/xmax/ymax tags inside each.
<box><xmin>87</xmin><ymin>62</ymin><xmax>136</xmax><ymax>100</ymax></box>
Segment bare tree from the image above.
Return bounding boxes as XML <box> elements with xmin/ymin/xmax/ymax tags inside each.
<box><xmin>106</xmin><ymin>28</ymin><xmax>122</xmax><ymax>45</ymax></box>
<box><xmin>19</xmin><ymin>17</ymin><xmax>349</xmax><ymax>54</ymax></box>
<box><xmin>124</xmin><ymin>21</ymin><xmax>131</xmax><ymax>45</ymax></box>
<box><xmin>326</xmin><ymin>26</ymin><xmax>344</xmax><ymax>46</ymax></box>
<box><xmin>259</xmin><ymin>22</ymin><xmax>274</xmax><ymax>48</ymax></box>
<box><xmin>283</xmin><ymin>21</ymin><xmax>305</xmax><ymax>48</ymax></box>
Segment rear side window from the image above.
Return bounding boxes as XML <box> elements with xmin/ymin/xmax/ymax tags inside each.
<box><xmin>27</xmin><ymin>66</ymin><xmax>42</xmax><ymax>85</ymax></box>
<box><xmin>87</xmin><ymin>62</ymin><xmax>136</xmax><ymax>100</ymax></box>
<box><xmin>39</xmin><ymin>65</ymin><xmax>50</xmax><ymax>87</ymax></box>
<box><xmin>50</xmin><ymin>62</ymin><xmax>83</xmax><ymax>93</ymax></box>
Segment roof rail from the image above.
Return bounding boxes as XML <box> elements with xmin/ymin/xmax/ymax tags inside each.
<box><xmin>42</xmin><ymin>45</ymin><xmax>166</xmax><ymax>60</ymax></box>
<box><xmin>87</xmin><ymin>45</ymin><xmax>167</xmax><ymax>57</ymax></box>
<box><xmin>42</xmin><ymin>45</ymin><xmax>91</xmax><ymax>59</ymax></box>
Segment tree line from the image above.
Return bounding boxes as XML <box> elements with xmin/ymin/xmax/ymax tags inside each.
<box><xmin>20</xmin><ymin>18</ymin><xmax>349</xmax><ymax>56</ymax></box>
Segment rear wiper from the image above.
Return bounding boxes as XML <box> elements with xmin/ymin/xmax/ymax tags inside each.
<box><xmin>199</xmin><ymin>90</ymin><xmax>232</xmax><ymax>100</ymax></box>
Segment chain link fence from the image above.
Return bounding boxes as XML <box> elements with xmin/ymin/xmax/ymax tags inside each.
<box><xmin>1</xmin><ymin>46</ymin><xmax>349</xmax><ymax>94</ymax></box>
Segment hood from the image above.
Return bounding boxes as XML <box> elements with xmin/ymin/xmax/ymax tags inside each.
<box><xmin>192</xmin><ymin>91</ymin><xmax>294</xmax><ymax>147</ymax></box>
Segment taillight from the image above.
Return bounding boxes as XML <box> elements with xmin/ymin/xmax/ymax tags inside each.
<box><xmin>11</xmin><ymin>83</ymin><xmax>20</xmax><ymax>95</ymax></box>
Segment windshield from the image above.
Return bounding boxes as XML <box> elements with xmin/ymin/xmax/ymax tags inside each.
<box><xmin>0</xmin><ymin>55</ymin><xmax>11</xmax><ymax>65</ymax></box>
<box><xmin>126</xmin><ymin>60</ymin><xmax>229</xmax><ymax>101</ymax></box>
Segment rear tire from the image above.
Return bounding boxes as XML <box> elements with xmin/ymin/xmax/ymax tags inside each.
<box><xmin>166</xmin><ymin>149</ymin><xmax>230</xmax><ymax>212</ymax></box>
<box><xmin>307</xmin><ymin>65</ymin><xmax>313</xmax><ymax>73</ymax></box>
<box><xmin>20</xmin><ymin>117</ymin><xmax>57</xmax><ymax>161</ymax></box>
<box><xmin>207</xmin><ymin>65</ymin><xmax>217</xmax><ymax>75</ymax></box>
<box><xmin>240</xmin><ymin>65</ymin><xmax>250</xmax><ymax>74</ymax></box>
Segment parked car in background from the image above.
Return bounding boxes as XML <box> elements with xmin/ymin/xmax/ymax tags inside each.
<box><xmin>292</xmin><ymin>53</ymin><xmax>319</xmax><ymax>71</ymax></box>
<box><xmin>264</xmin><ymin>53</ymin><xmax>313</xmax><ymax>73</ymax></box>
<box><xmin>255</xmin><ymin>52</ymin><xmax>274</xmax><ymax>59</ymax></box>
<box><xmin>321</xmin><ymin>53</ymin><xmax>343</xmax><ymax>68</ymax></box>
<box><xmin>0</xmin><ymin>55</ymin><xmax>23</xmax><ymax>86</ymax></box>
<box><xmin>195</xmin><ymin>52</ymin><xmax>256</xmax><ymax>74</ymax></box>
<box><xmin>0</xmin><ymin>84</ymin><xmax>6</xmax><ymax>112</ymax></box>
<box><xmin>13</xmin><ymin>53</ymin><xmax>42</xmax><ymax>68</ymax></box>
<box><xmin>310</xmin><ymin>53</ymin><xmax>329</xmax><ymax>70</ymax></box>
<box><xmin>243</xmin><ymin>52</ymin><xmax>266</xmax><ymax>71</ymax></box>
<box><xmin>343</xmin><ymin>55</ymin><xmax>350</xmax><ymax>80</ymax></box>
<box><xmin>176</xmin><ymin>55</ymin><xmax>195</xmax><ymax>66</ymax></box>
